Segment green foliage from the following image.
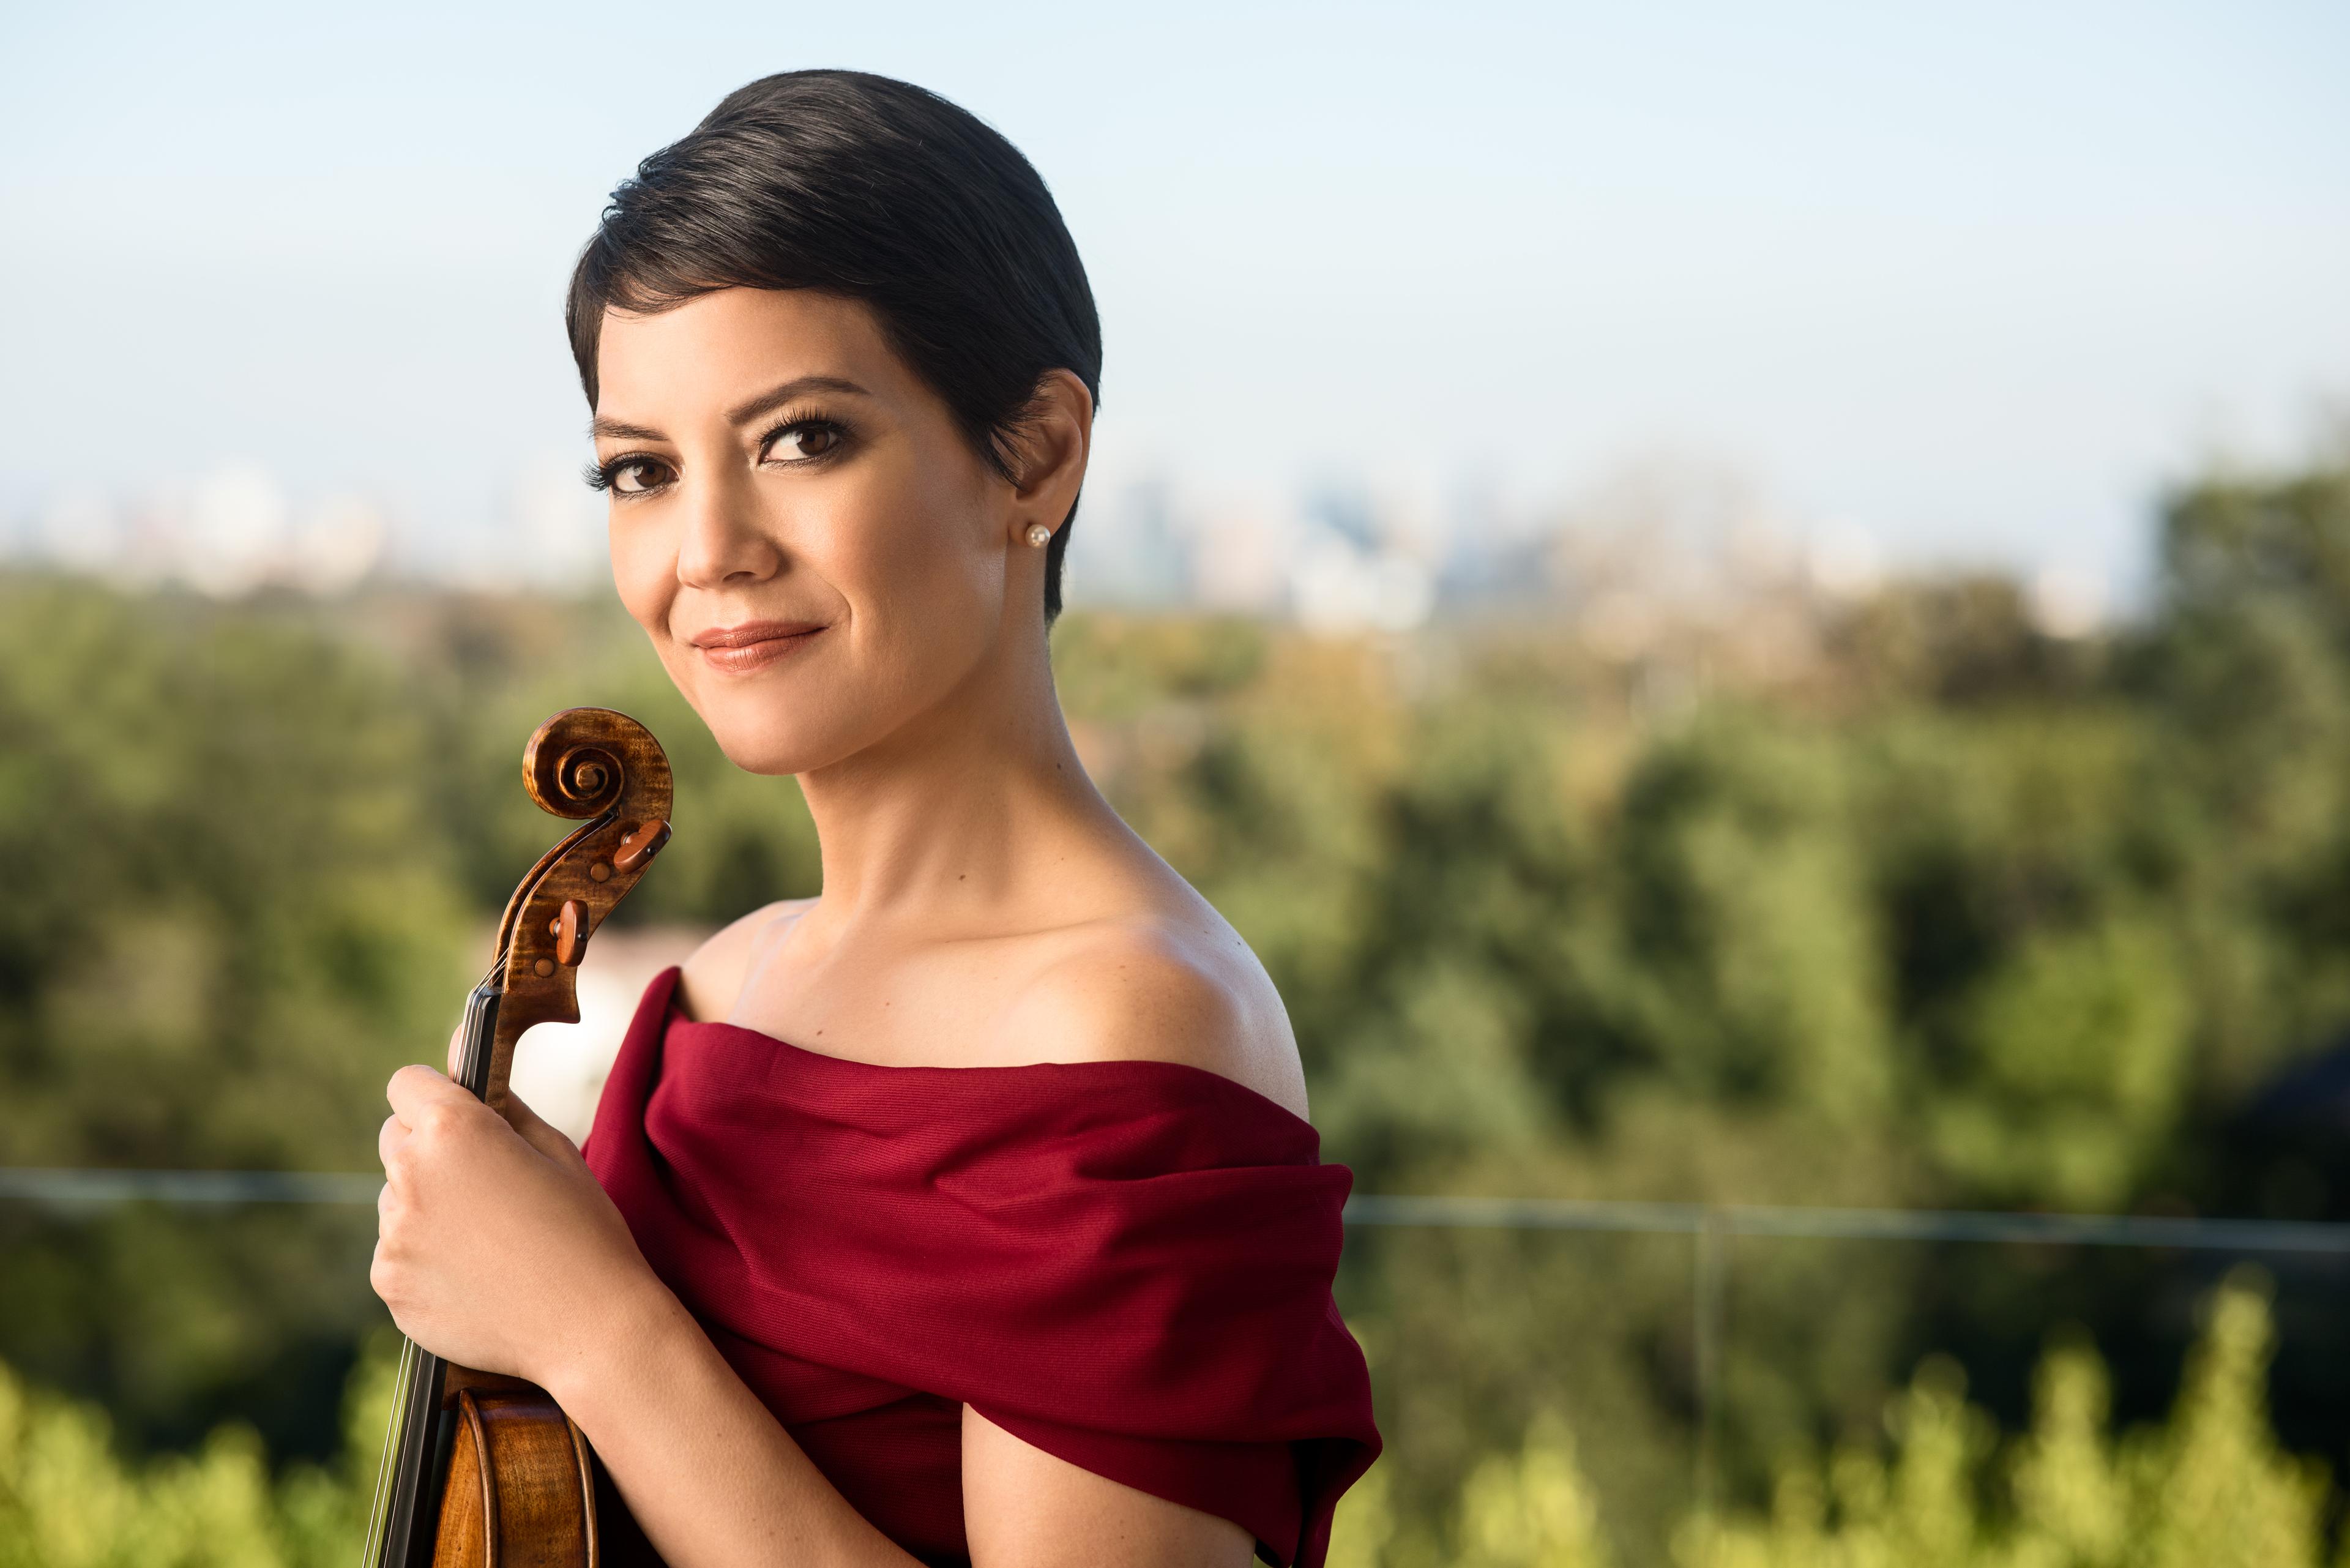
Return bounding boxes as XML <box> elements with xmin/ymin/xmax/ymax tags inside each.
<box><xmin>1455</xmin><ymin>1413</ymin><xmax>1614</xmax><ymax>1568</ymax></box>
<box><xmin>6</xmin><ymin>451</ymin><xmax>2350</xmax><ymax>1556</ymax></box>
<box><xmin>0</xmin><ymin>580</ymin><xmax>472</xmax><ymax>1174</ymax></box>
<box><xmin>0</xmin><ymin>581</ymin><xmax>470</xmax><ymax>1455</ymax></box>
<box><xmin>1324</xmin><ymin>1275</ymin><xmax>2337</xmax><ymax>1568</ymax></box>
<box><xmin>2130</xmin><ymin>1280</ymin><xmax>2327</xmax><ymax>1568</ymax></box>
<box><xmin>0</xmin><ymin>1332</ymin><xmax>389</xmax><ymax>1567</ymax></box>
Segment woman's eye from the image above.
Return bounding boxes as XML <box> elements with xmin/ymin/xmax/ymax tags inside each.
<box><xmin>765</xmin><ymin>423</ymin><xmax>841</xmax><ymax>463</ymax></box>
<box><xmin>610</xmin><ymin>459</ymin><xmax>670</xmax><ymax>494</ymax></box>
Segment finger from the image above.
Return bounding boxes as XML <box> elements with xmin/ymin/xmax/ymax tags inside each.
<box><xmin>369</xmin><ymin>1242</ymin><xmax>398</xmax><ymax>1311</ymax></box>
<box><xmin>386</xmin><ymin>1063</ymin><xmax>463</xmax><ymax>1119</ymax></box>
<box><xmin>378</xmin><ymin>1113</ymin><xmax>409</xmax><ymax>1173</ymax></box>
<box><xmin>446</xmin><ymin>1025</ymin><xmax>464</xmax><ymax>1077</ymax></box>
<box><xmin>499</xmin><ymin>1091</ymin><xmax>583</xmax><ymax>1165</ymax></box>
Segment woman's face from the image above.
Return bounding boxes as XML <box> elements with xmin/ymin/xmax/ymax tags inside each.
<box><xmin>591</xmin><ymin>288</ymin><xmax>1047</xmax><ymax>776</ymax></box>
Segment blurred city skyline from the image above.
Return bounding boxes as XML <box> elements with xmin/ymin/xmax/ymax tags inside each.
<box><xmin>4</xmin><ymin>1</ymin><xmax>2346</xmax><ymax>618</ymax></box>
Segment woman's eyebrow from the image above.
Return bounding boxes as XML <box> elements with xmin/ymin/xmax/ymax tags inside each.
<box><xmin>589</xmin><ymin>377</ymin><xmax>871</xmax><ymax>443</ymax></box>
<box><xmin>725</xmin><ymin>375</ymin><xmax>871</xmax><ymax>427</ymax></box>
<box><xmin>589</xmin><ymin>416</ymin><xmax>667</xmax><ymax>442</ymax></box>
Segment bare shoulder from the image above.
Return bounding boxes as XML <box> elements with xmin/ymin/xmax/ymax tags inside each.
<box><xmin>674</xmin><ymin>898</ymin><xmax>814</xmax><ymax>1024</ymax></box>
<box><xmin>998</xmin><ymin>911</ymin><xmax>1309</xmax><ymax>1119</ymax></box>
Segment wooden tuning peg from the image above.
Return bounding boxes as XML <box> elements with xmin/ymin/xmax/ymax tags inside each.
<box><xmin>614</xmin><ymin>819</ymin><xmax>671</xmax><ymax>873</ymax></box>
<box><xmin>550</xmin><ymin>899</ymin><xmax>589</xmax><ymax>966</ymax></box>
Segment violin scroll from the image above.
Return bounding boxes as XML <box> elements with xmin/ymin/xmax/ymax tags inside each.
<box><xmin>479</xmin><ymin>708</ymin><xmax>675</xmax><ymax>1110</ymax></box>
<box><xmin>524</xmin><ymin>726</ymin><xmax>625</xmax><ymax>820</ymax></box>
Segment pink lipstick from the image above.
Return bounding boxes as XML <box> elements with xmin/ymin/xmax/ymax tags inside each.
<box><xmin>688</xmin><ymin>619</ymin><xmax>827</xmax><ymax>674</ymax></box>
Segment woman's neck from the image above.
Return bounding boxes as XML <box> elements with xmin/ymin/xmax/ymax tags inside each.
<box><xmin>791</xmin><ymin>626</ymin><xmax>1113</xmax><ymax>932</ymax></box>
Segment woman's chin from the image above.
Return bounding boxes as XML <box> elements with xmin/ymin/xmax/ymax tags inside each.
<box><xmin>674</xmin><ymin>672</ymin><xmax>840</xmax><ymax>777</ymax></box>
<box><xmin>699</xmin><ymin>698</ymin><xmax>880</xmax><ymax>778</ymax></box>
<box><xmin>709</xmin><ymin>725</ymin><xmax>830</xmax><ymax>778</ymax></box>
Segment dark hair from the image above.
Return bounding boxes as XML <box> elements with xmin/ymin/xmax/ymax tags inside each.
<box><xmin>567</xmin><ymin>70</ymin><xmax>1101</xmax><ymax>619</ymax></box>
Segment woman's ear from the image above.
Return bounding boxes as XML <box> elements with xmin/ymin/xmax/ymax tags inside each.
<box><xmin>1007</xmin><ymin>370</ymin><xmax>1094</xmax><ymax>540</ymax></box>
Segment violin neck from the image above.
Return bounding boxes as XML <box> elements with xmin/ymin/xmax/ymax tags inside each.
<box><xmin>360</xmin><ymin>978</ymin><xmax>502</xmax><ymax>1568</ymax></box>
<box><xmin>450</xmin><ymin>974</ymin><xmax>503</xmax><ymax>1101</ymax></box>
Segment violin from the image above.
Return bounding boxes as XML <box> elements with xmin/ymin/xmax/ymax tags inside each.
<box><xmin>361</xmin><ymin>707</ymin><xmax>673</xmax><ymax>1568</ymax></box>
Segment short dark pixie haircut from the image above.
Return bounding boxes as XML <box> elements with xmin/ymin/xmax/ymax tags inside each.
<box><xmin>567</xmin><ymin>70</ymin><xmax>1102</xmax><ymax>619</ymax></box>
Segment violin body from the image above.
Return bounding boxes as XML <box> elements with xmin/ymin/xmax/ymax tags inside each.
<box><xmin>363</xmin><ymin>708</ymin><xmax>674</xmax><ymax>1568</ymax></box>
<box><xmin>422</xmin><ymin>1368</ymin><xmax>668</xmax><ymax>1567</ymax></box>
<box><xmin>428</xmin><ymin>1377</ymin><xmax>595</xmax><ymax>1566</ymax></box>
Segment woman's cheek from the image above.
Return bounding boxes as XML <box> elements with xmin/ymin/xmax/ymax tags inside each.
<box><xmin>610</xmin><ymin>521</ymin><xmax>674</xmax><ymax>638</ymax></box>
<box><xmin>851</xmin><ymin>492</ymin><xmax>1002</xmax><ymax>665</ymax></box>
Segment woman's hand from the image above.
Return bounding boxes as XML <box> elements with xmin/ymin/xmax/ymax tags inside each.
<box><xmin>371</xmin><ymin>1061</ymin><xmax>662</xmax><ymax>1388</ymax></box>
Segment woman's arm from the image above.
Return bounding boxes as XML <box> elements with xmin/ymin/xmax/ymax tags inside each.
<box><xmin>962</xmin><ymin>1408</ymin><xmax>1256</xmax><ymax>1568</ymax></box>
<box><xmin>551</xmin><ymin>1274</ymin><xmax>919</xmax><ymax>1565</ymax></box>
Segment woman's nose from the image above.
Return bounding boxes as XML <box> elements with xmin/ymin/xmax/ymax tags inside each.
<box><xmin>674</xmin><ymin>471</ymin><xmax>784</xmax><ymax>589</ymax></box>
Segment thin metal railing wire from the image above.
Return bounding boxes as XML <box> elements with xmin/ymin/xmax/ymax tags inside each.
<box><xmin>0</xmin><ymin>1167</ymin><xmax>386</xmax><ymax>1206</ymax></box>
<box><xmin>13</xmin><ymin>1171</ymin><xmax>2350</xmax><ymax>1518</ymax></box>
<box><xmin>18</xmin><ymin>1171</ymin><xmax>2350</xmax><ymax>1252</ymax></box>
<box><xmin>1340</xmin><ymin>1192</ymin><xmax>2350</xmax><ymax>1253</ymax></box>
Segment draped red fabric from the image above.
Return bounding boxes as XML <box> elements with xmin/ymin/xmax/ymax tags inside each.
<box><xmin>582</xmin><ymin>968</ymin><xmax>1380</xmax><ymax>1567</ymax></box>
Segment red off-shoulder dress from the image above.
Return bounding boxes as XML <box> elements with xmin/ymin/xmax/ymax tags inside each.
<box><xmin>582</xmin><ymin>968</ymin><xmax>1380</xmax><ymax>1568</ymax></box>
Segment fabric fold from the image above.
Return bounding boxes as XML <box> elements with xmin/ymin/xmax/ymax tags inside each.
<box><xmin>584</xmin><ymin>966</ymin><xmax>1379</xmax><ymax>1567</ymax></box>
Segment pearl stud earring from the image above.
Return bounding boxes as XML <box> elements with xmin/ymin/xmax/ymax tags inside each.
<box><xmin>1024</xmin><ymin>523</ymin><xmax>1052</xmax><ymax>547</ymax></box>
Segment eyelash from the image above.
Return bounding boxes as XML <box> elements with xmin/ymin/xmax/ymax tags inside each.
<box><xmin>582</xmin><ymin>412</ymin><xmax>852</xmax><ymax>496</ymax></box>
<box><xmin>581</xmin><ymin>456</ymin><xmax>655</xmax><ymax>495</ymax></box>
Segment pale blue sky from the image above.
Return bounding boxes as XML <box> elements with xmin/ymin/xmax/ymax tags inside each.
<box><xmin>4</xmin><ymin>0</ymin><xmax>2346</xmax><ymax>597</ymax></box>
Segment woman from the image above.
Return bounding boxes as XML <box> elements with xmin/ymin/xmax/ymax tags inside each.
<box><xmin>370</xmin><ymin>70</ymin><xmax>1378</xmax><ymax>1568</ymax></box>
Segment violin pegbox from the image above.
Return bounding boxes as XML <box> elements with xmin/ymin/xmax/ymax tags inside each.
<box><xmin>482</xmin><ymin>707</ymin><xmax>675</xmax><ymax>1110</ymax></box>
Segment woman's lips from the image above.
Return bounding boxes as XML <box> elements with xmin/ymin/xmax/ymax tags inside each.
<box><xmin>689</xmin><ymin>621</ymin><xmax>826</xmax><ymax>674</ymax></box>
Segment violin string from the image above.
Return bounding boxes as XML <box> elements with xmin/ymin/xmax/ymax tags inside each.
<box><xmin>359</xmin><ymin>1334</ymin><xmax>419</xmax><ymax>1563</ymax></box>
<box><xmin>360</xmin><ymin>984</ymin><xmax>495</xmax><ymax>1564</ymax></box>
